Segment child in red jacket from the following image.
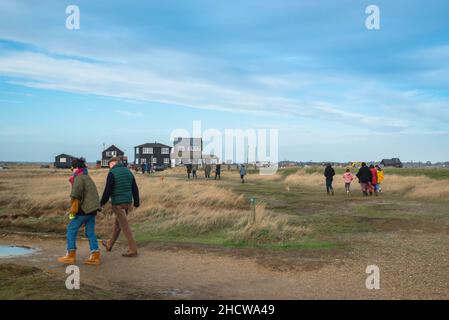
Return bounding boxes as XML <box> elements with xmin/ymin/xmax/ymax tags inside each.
<box><xmin>369</xmin><ymin>165</ymin><xmax>378</xmax><ymax>196</ymax></box>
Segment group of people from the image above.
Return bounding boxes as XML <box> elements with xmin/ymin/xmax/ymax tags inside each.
<box><xmin>186</xmin><ymin>163</ymin><xmax>222</xmax><ymax>180</ymax></box>
<box><xmin>185</xmin><ymin>163</ymin><xmax>248</xmax><ymax>183</ymax></box>
<box><xmin>138</xmin><ymin>162</ymin><xmax>155</xmax><ymax>175</ymax></box>
<box><xmin>58</xmin><ymin>156</ymin><xmax>140</xmax><ymax>266</ymax></box>
<box><xmin>324</xmin><ymin>162</ymin><xmax>384</xmax><ymax>196</ymax></box>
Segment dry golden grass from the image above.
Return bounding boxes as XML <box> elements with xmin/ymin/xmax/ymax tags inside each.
<box><xmin>283</xmin><ymin>168</ymin><xmax>449</xmax><ymax>199</ymax></box>
<box><xmin>0</xmin><ymin>166</ymin><xmax>309</xmax><ymax>243</ymax></box>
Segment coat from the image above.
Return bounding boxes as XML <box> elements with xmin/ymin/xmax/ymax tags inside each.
<box><xmin>370</xmin><ymin>168</ymin><xmax>378</xmax><ymax>184</ymax></box>
<box><xmin>377</xmin><ymin>169</ymin><xmax>384</xmax><ymax>183</ymax></box>
<box><xmin>343</xmin><ymin>172</ymin><xmax>354</xmax><ymax>183</ymax></box>
<box><xmin>356</xmin><ymin>166</ymin><xmax>372</xmax><ymax>183</ymax></box>
<box><xmin>324</xmin><ymin>166</ymin><xmax>335</xmax><ymax>180</ymax></box>
<box><xmin>71</xmin><ymin>174</ymin><xmax>101</xmax><ymax>215</ymax></box>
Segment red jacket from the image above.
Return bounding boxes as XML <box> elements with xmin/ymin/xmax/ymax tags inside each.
<box><xmin>370</xmin><ymin>168</ymin><xmax>378</xmax><ymax>184</ymax></box>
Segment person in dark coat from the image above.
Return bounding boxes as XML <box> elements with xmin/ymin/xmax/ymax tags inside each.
<box><xmin>324</xmin><ymin>163</ymin><xmax>336</xmax><ymax>195</ymax></box>
<box><xmin>356</xmin><ymin>162</ymin><xmax>373</xmax><ymax>196</ymax></box>
<box><xmin>186</xmin><ymin>163</ymin><xmax>192</xmax><ymax>179</ymax></box>
<box><xmin>215</xmin><ymin>164</ymin><xmax>221</xmax><ymax>180</ymax></box>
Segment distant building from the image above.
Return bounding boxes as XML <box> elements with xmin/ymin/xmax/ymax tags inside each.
<box><xmin>380</xmin><ymin>158</ymin><xmax>403</xmax><ymax>168</ymax></box>
<box><xmin>202</xmin><ymin>154</ymin><xmax>219</xmax><ymax>165</ymax></box>
<box><xmin>101</xmin><ymin>145</ymin><xmax>127</xmax><ymax>167</ymax></box>
<box><xmin>134</xmin><ymin>142</ymin><xmax>172</xmax><ymax>170</ymax></box>
<box><xmin>172</xmin><ymin>137</ymin><xmax>203</xmax><ymax>166</ymax></box>
<box><xmin>54</xmin><ymin>154</ymin><xmax>77</xmax><ymax>169</ymax></box>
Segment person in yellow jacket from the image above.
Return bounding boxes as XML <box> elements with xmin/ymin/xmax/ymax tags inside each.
<box><xmin>375</xmin><ymin>165</ymin><xmax>384</xmax><ymax>193</ymax></box>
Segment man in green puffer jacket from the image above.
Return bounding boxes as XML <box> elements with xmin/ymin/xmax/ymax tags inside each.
<box><xmin>100</xmin><ymin>157</ymin><xmax>140</xmax><ymax>257</ymax></box>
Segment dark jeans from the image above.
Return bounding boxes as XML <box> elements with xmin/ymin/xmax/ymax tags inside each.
<box><xmin>326</xmin><ymin>178</ymin><xmax>333</xmax><ymax>193</ymax></box>
<box><xmin>66</xmin><ymin>214</ymin><xmax>99</xmax><ymax>252</ymax></box>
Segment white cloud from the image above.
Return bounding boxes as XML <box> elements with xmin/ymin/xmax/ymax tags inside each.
<box><xmin>114</xmin><ymin>110</ymin><xmax>144</xmax><ymax>117</ymax></box>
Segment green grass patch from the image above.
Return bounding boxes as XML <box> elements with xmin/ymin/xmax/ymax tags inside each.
<box><xmin>134</xmin><ymin>229</ymin><xmax>336</xmax><ymax>250</ymax></box>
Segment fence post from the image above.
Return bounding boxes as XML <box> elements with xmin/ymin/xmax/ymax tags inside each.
<box><xmin>250</xmin><ymin>197</ymin><xmax>256</xmax><ymax>224</ymax></box>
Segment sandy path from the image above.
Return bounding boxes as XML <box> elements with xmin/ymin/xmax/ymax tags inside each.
<box><xmin>1</xmin><ymin>233</ymin><xmax>448</xmax><ymax>299</ymax></box>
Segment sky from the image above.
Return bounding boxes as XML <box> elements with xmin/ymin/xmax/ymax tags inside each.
<box><xmin>1</xmin><ymin>0</ymin><xmax>449</xmax><ymax>163</ymax></box>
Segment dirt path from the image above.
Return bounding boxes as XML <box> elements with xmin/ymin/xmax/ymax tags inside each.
<box><xmin>1</xmin><ymin>233</ymin><xmax>448</xmax><ymax>299</ymax></box>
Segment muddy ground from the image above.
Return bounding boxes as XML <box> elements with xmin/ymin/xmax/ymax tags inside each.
<box><xmin>1</xmin><ymin>230</ymin><xmax>448</xmax><ymax>299</ymax></box>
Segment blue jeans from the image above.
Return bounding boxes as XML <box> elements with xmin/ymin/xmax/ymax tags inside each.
<box><xmin>66</xmin><ymin>215</ymin><xmax>99</xmax><ymax>252</ymax></box>
<box><xmin>326</xmin><ymin>178</ymin><xmax>334</xmax><ymax>193</ymax></box>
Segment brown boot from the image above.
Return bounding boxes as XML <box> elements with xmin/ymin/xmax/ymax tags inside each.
<box><xmin>57</xmin><ymin>250</ymin><xmax>76</xmax><ymax>264</ymax></box>
<box><xmin>101</xmin><ymin>240</ymin><xmax>112</xmax><ymax>252</ymax></box>
<box><xmin>122</xmin><ymin>250</ymin><xmax>138</xmax><ymax>258</ymax></box>
<box><xmin>84</xmin><ymin>251</ymin><xmax>101</xmax><ymax>266</ymax></box>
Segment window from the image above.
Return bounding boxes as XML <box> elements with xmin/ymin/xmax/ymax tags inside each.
<box><xmin>161</xmin><ymin>147</ymin><xmax>170</xmax><ymax>154</ymax></box>
<box><xmin>102</xmin><ymin>160</ymin><xmax>108</xmax><ymax>167</ymax></box>
<box><xmin>135</xmin><ymin>159</ymin><xmax>139</xmax><ymax>164</ymax></box>
<box><xmin>60</xmin><ymin>158</ymin><xmax>67</xmax><ymax>163</ymax></box>
<box><xmin>143</xmin><ymin>147</ymin><xmax>153</xmax><ymax>154</ymax></box>
<box><xmin>163</xmin><ymin>158</ymin><xmax>169</xmax><ymax>164</ymax></box>
<box><xmin>106</xmin><ymin>151</ymin><xmax>117</xmax><ymax>157</ymax></box>
<box><xmin>177</xmin><ymin>146</ymin><xmax>185</xmax><ymax>152</ymax></box>
<box><xmin>152</xmin><ymin>158</ymin><xmax>157</xmax><ymax>164</ymax></box>
<box><xmin>192</xmin><ymin>146</ymin><xmax>201</xmax><ymax>152</ymax></box>
<box><xmin>140</xmin><ymin>158</ymin><xmax>147</xmax><ymax>164</ymax></box>
<box><xmin>135</xmin><ymin>148</ymin><xmax>140</xmax><ymax>154</ymax></box>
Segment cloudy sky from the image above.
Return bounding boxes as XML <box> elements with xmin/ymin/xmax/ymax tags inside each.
<box><xmin>1</xmin><ymin>0</ymin><xmax>449</xmax><ymax>162</ymax></box>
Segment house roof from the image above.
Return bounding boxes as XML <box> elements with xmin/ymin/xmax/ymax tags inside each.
<box><xmin>55</xmin><ymin>153</ymin><xmax>77</xmax><ymax>158</ymax></box>
<box><xmin>135</xmin><ymin>142</ymin><xmax>172</xmax><ymax>148</ymax></box>
<box><xmin>104</xmin><ymin>145</ymin><xmax>124</xmax><ymax>153</ymax></box>
<box><xmin>381</xmin><ymin>158</ymin><xmax>402</xmax><ymax>164</ymax></box>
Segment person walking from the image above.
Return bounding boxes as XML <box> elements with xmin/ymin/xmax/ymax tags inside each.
<box><xmin>239</xmin><ymin>164</ymin><xmax>247</xmax><ymax>183</ymax></box>
<box><xmin>141</xmin><ymin>163</ymin><xmax>146</xmax><ymax>175</ymax></box>
<box><xmin>215</xmin><ymin>164</ymin><xmax>221</xmax><ymax>180</ymax></box>
<box><xmin>192</xmin><ymin>164</ymin><xmax>198</xmax><ymax>179</ymax></box>
<box><xmin>324</xmin><ymin>163</ymin><xmax>336</xmax><ymax>195</ymax></box>
<box><xmin>58</xmin><ymin>158</ymin><xmax>101</xmax><ymax>265</ymax></box>
<box><xmin>369</xmin><ymin>164</ymin><xmax>378</xmax><ymax>196</ymax></box>
<box><xmin>186</xmin><ymin>163</ymin><xmax>192</xmax><ymax>179</ymax></box>
<box><xmin>100</xmin><ymin>157</ymin><xmax>140</xmax><ymax>257</ymax></box>
<box><xmin>356</xmin><ymin>162</ymin><xmax>373</xmax><ymax>196</ymax></box>
<box><xmin>376</xmin><ymin>165</ymin><xmax>384</xmax><ymax>193</ymax></box>
<box><xmin>204</xmin><ymin>163</ymin><xmax>212</xmax><ymax>179</ymax></box>
<box><xmin>343</xmin><ymin>168</ymin><xmax>354</xmax><ymax>196</ymax></box>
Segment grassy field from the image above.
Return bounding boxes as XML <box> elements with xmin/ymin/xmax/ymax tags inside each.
<box><xmin>0</xmin><ymin>165</ymin><xmax>449</xmax><ymax>251</ymax></box>
<box><xmin>0</xmin><ymin>263</ymin><xmax>115</xmax><ymax>300</ymax></box>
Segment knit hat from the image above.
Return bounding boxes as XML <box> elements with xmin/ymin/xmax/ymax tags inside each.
<box><xmin>71</xmin><ymin>157</ymin><xmax>86</xmax><ymax>169</ymax></box>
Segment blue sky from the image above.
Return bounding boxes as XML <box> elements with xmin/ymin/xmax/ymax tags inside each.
<box><xmin>1</xmin><ymin>0</ymin><xmax>449</xmax><ymax>162</ymax></box>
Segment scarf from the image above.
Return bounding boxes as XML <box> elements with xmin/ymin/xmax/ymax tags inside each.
<box><xmin>69</xmin><ymin>167</ymin><xmax>88</xmax><ymax>185</ymax></box>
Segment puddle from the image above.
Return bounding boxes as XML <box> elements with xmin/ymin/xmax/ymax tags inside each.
<box><xmin>0</xmin><ymin>245</ymin><xmax>35</xmax><ymax>258</ymax></box>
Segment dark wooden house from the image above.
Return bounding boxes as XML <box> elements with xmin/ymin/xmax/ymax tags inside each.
<box><xmin>54</xmin><ymin>154</ymin><xmax>77</xmax><ymax>169</ymax></box>
<box><xmin>134</xmin><ymin>142</ymin><xmax>172</xmax><ymax>170</ymax></box>
<box><xmin>381</xmin><ymin>158</ymin><xmax>403</xmax><ymax>168</ymax></box>
<box><xmin>101</xmin><ymin>145</ymin><xmax>127</xmax><ymax>167</ymax></box>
